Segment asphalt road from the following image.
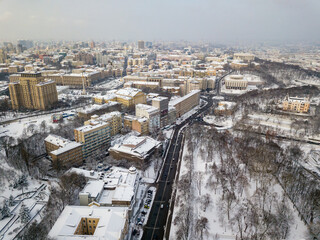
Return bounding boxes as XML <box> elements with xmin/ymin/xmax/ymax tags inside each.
<box><xmin>141</xmin><ymin>96</ymin><xmax>213</xmax><ymax>240</ymax></box>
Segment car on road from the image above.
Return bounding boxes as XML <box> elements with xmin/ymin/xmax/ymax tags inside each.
<box><xmin>141</xmin><ymin>210</ymin><xmax>147</xmax><ymax>215</ymax></box>
<box><xmin>132</xmin><ymin>229</ymin><xmax>138</xmax><ymax>236</ymax></box>
<box><xmin>160</xmin><ymin>204</ymin><xmax>164</xmax><ymax>209</ymax></box>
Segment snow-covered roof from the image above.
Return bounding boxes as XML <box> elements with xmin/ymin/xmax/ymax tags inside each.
<box><xmin>45</xmin><ymin>134</ymin><xmax>71</xmax><ymax>148</ymax></box>
<box><xmin>77</xmin><ymin>102</ymin><xmax>119</xmax><ymax>114</ymax></box>
<box><xmin>51</xmin><ymin>142</ymin><xmax>82</xmax><ymax>155</ymax></box>
<box><xmin>75</xmin><ymin>122</ymin><xmax>110</xmax><ymax>133</ymax></box>
<box><xmin>80</xmin><ymin>180</ymin><xmax>105</xmax><ymax>199</ymax></box>
<box><xmin>136</xmin><ymin>104</ymin><xmax>159</xmax><ymax>114</ymax></box>
<box><xmin>48</xmin><ymin>205</ymin><xmax>128</xmax><ymax>240</ymax></box>
<box><xmin>109</xmin><ymin>135</ymin><xmax>161</xmax><ymax>159</ymax></box>
<box><xmin>169</xmin><ymin>90</ymin><xmax>200</xmax><ymax>106</ymax></box>
<box><xmin>98</xmin><ymin>111</ymin><xmax>121</xmax><ymax>122</ymax></box>
<box><xmin>115</xmin><ymin>87</ymin><xmax>142</xmax><ymax>97</ymax></box>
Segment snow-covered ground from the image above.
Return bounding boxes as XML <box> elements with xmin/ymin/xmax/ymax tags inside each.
<box><xmin>170</xmin><ymin>126</ymin><xmax>309</xmax><ymax>240</ymax></box>
<box><xmin>0</xmin><ymin>154</ymin><xmax>50</xmax><ymax>240</ymax></box>
<box><xmin>94</xmin><ymin>78</ymin><xmax>123</xmax><ymax>90</ymax></box>
<box><xmin>203</xmin><ymin>115</ymin><xmax>234</xmax><ymax>129</ymax></box>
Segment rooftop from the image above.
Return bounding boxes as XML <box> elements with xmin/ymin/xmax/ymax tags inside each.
<box><xmin>169</xmin><ymin>90</ymin><xmax>200</xmax><ymax>106</ymax></box>
<box><xmin>116</xmin><ymin>87</ymin><xmax>142</xmax><ymax>97</ymax></box>
<box><xmin>109</xmin><ymin>135</ymin><xmax>161</xmax><ymax>159</ymax></box>
<box><xmin>75</xmin><ymin>122</ymin><xmax>110</xmax><ymax>133</ymax></box>
<box><xmin>48</xmin><ymin>205</ymin><xmax>128</xmax><ymax>240</ymax></box>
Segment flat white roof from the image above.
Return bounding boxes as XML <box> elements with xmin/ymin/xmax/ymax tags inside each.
<box><xmin>48</xmin><ymin>205</ymin><xmax>128</xmax><ymax>240</ymax></box>
<box><xmin>169</xmin><ymin>90</ymin><xmax>200</xmax><ymax>106</ymax></box>
<box><xmin>45</xmin><ymin>134</ymin><xmax>71</xmax><ymax>147</ymax></box>
<box><xmin>109</xmin><ymin>136</ymin><xmax>160</xmax><ymax>159</ymax></box>
<box><xmin>51</xmin><ymin>142</ymin><xmax>82</xmax><ymax>155</ymax></box>
<box><xmin>75</xmin><ymin>122</ymin><xmax>110</xmax><ymax>133</ymax></box>
<box><xmin>116</xmin><ymin>87</ymin><xmax>142</xmax><ymax>97</ymax></box>
<box><xmin>136</xmin><ymin>103</ymin><xmax>159</xmax><ymax>114</ymax></box>
<box><xmin>80</xmin><ymin>180</ymin><xmax>105</xmax><ymax>199</ymax></box>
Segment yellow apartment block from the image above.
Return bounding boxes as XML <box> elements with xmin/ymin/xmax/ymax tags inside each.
<box><xmin>9</xmin><ymin>72</ymin><xmax>58</xmax><ymax>110</ymax></box>
<box><xmin>93</xmin><ymin>88</ymin><xmax>146</xmax><ymax>108</ymax></box>
<box><xmin>282</xmin><ymin>95</ymin><xmax>310</xmax><ymax>113</ymax></box>
<box><xmin>124</xmin><ymin>115</ymin><xmax>149</xmax><ymax>135</ymax></box>
<box><xmin>44</xmin><ymin>134</ymin><xmax>83</xmax><ymax>167</ymax></box>
<box><xmin>85</xmin><ymin>111</ymin><xmax>122</xmax><ymax>136</ymax></box>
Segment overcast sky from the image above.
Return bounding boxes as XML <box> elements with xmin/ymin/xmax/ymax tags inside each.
<box><xmin>0</xmin><ymin>0</ymin><xmax>319</xmax><ymax>43</ymax></box>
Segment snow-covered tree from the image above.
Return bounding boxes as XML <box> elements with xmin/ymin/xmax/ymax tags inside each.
<box><xmin>1</xmin><ymin>200</ymin><xmax>11</xmax><ymax>219</ymax></box>
<box><xmin>9</xmin><ymin>195</ymin><xmax>15</xmax><ymax>206</ymax></box>
<box><xmin>20</xmin><ymin>203</ymin><xmax>30</xmax><ymax>224</ymax></box>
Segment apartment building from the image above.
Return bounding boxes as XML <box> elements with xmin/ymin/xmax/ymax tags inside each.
<box><xmin>281</xmin><ymin>95</ymin><xmax>310</xmax><ymax>113</ymax></box>
<box><xmin>44</xmin><ymin>134</ymin><xmax>83</xmax><ymax>167</ymax></box>
<box><xmin>124</xmin><ymin>115</ymin><xmax>149</xmax><ymax>135</ymax></box>
<box><xmin>169</xmin><ymin>90</ymin><xmax>200</xmax><ymax>117</ymax></box>
<box><xmin>135</xmin><ymin>104</ymin><xmax>160</xmax><ymax>132</ymax></box>
<box><xmin>9</xmin><ymin>72</ymin><xmax>58</xmax><ymax>110</ymax></box>
<box><xmin>74</xmin><ymin>122</ymin><xmax>111</xmax><ymax>158</ymax></box>
<box><xmin>85</xmin><ymin>111</ymin><xmax>122</xmax><ymax>136</ymax></box>
<box><xmin>152</xmin><ymin>96</ymin><xmax>169</xmax><ymax>128</ymax></box>
<box><xmin>138</xmin><ymin>40</ymin><xmax>145</xmax><ymax>49</ymax></box>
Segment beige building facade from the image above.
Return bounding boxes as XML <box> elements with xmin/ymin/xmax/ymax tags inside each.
<box><xmin>9</xmin><ymin>72</ymin><xmax>58</xmax><ymax>110</ymax></box>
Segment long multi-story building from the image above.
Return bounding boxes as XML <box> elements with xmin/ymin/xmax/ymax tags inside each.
<box><xmin>169</xmin><ymin>90</ymin><xmax>200</xmax><ymax>117</ymax></box>
<box><xmin>281</xmin><ymin>95</ymin><xmax>310</xmax><ymax>113</ymax></box>
<box><xmin>74</xmin><ymin>121</ymin><xmax>111</xmax><ymax>158</ymax></box>
<box><xmin>43</xmin><ymin>71</ymin><xmax>102</xmax><ymax>87</ymax></box>
<box><xmin>233</xmin><ymin>53</ymin><xmax>255</xmax><ymax>62</ymax></box>
<box><xmin>9</xmin><ymin>72</ymin><xmax>58</xmax><ymax>110</ymax></box>
<box><xmin>45</xmin><ymin>134</ymin><xmax>83</xmax><ymax>167</ymax></box>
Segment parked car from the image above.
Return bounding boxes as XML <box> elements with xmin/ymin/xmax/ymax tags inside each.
<box><xmin>141</xmin><ymin>210</ymin><xmax>147</xmax><ymax>215</ymax></box>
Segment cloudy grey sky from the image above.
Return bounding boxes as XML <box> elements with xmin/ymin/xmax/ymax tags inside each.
<box><xmin>0</xmin><ymin>0</ymin><xmax>319</xmax><ymax>43</ymax></box>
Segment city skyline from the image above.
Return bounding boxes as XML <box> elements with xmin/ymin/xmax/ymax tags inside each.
<box><xmin>0</xmin><ymin>0</ymin><xmax>319</xmax><ymax>43</ymax></box>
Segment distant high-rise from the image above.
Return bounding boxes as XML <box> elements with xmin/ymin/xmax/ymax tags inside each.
<box><xmin>138</xmin><ymin>40</ymin><xmax>145</xmax><ymax>50</ymax></box>
<box><xmin>90</xmin><ymin>41</ymin><xmax>95</xmax><ymax>49</ymax></box>
<box><xmin>17</xmin><ymin>40</ymin><xmax>34</xmax><ymax>49</ymax></box>
<box><xmin>16</xmin><ymin>44</ymin><xmax>23</xmax><ymax>54</ymax></box>
<box><xmin>9</xmin><ymin>72</ymin><xmax>58</xmax><ymax>110</ymax></box>
<box><xmin>145</xmin><ymin>41</ymin><xmax>152</xmax><ymax>48</ymax></box>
